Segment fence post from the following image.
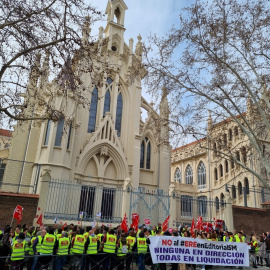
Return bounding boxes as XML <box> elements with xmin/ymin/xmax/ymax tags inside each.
<box><xmin>33</xmin><ymin>169</ymin><xmax>51</xmax><ymax>226</ymax></box>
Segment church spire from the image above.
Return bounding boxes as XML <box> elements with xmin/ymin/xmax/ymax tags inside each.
<box><xmin>82</xmin><ymin>15</ymin><xmax>91</xmax><ymax>48</ymax></box>
<box><xmin>104</xmin><ymin>0</ymin><xmax>128</xmax><ymax>53</ymax></box>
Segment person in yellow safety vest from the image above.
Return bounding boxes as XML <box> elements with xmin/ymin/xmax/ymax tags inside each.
<box><xmin>28</xmin><ymin>232</ymin><xmax>37</xmax><ymax>270</ymax></box>
<box><xmin>102</xmin><ymin>228</ymin><xmax>117</xmax><ymax>270</ymax></box>
<box><xmin>83</xmin><ymin>226</ymin><xmax>92</xmax><ymax>240</ymax></box>
<box><xmin>55</xmin><ymin>231</ymin><xmax>70</xmax><ymax>270</ymax></box>
<box><xmin>136</xmin><ymin>231</ymin><xmax>148</xmax><ymax>270</ymax></box>
<box><xmin>136</xmin><ymin>225</ymin><xmax>144</xmax><ymax>237</ymax></box>
<box><xmin>71</xmin><ymin>228</ymin><xmax>86</xmax><ymax>268</ymax></box>
<box><xmin>14</xmin><ymin>226</ymin><xmax>21</xmax><ymax>240</ymax></box>
<box><xmin>85</xmin><ymin>229</ymin><xmax>99</xmax><ymax>270</ymax></box>
<box><xmin>38</xmin><ymin>227</ymin><xmax>57</xmax><ymax>270</ymax></box>
<box><xmin>56</xmin><ymin>228</ymin><xmax>62</xmax><ymax>240</ymax></box>
<box><xmin>32</xmin><ymin>230</ymin><xmax>45</xmax><ymax>270</ymax></box>
<box><xmin>251</xmin><ymin>235</ymin><xmax>258</xmax><ymax>268</ymax></box>
<box><xmin>234</xmin><ymin>231</ymin><xmax>245</xmax><ymax>242</ymax></box>
<box><xmin>117</xmin><ymin>237</ymin><xmax>129</xmax><ymax>270</ymax></box>
<box><xmin>126</xmin><ymin>231</ymin><xmax>136</xmax><ymax>270</ymax></box>
<box><xmin>10</xmin><ymin>232</ymin><xmax>26</xmax><ymax>269</ymax></box>
<box><xmin>223</xmin><ymin>231</ymin><xmax>233</xmax><ymax>242</ymax></box>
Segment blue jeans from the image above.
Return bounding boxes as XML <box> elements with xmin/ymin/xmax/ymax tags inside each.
<box><xmin>31</xmin><ymin>255</ymin><xmax>39</xmax><ymax>270</ymax></box>
<box><xmin>55</xmin><ymin>255</ymin><xmax>67</xmax><ymax>270</ymax></box>
<box><xmin>138</xmin><ymin>253</ymin><xmax>145</xmax><ymax>270</ymax></box>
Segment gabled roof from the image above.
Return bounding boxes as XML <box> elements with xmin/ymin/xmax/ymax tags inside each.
<box><xmin>0</xmin><ymin>129</ymin><xmax>12</xmax><ymax>137</ymax></box>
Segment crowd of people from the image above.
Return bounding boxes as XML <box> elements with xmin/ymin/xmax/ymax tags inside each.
<box><xmin>0</xmin><ymin>222</ymin><xmax>270</xmax><ymax>270</ymax></box>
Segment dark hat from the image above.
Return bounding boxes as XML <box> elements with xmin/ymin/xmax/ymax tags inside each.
<box><xmin>18</xmin><ymin>232</ymin><xmax>25</xmax><ymax>239</ymax></box>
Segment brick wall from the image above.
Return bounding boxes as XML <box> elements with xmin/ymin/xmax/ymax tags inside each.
<box><xmin>0</xmin><ymin>192</ymin><xmax>39</xmax><ymax>229</ymax></box>
<box><xmin>232</xmin><ymin>205</ymin><xmax>270</xmax><ymax>236</ymax></box>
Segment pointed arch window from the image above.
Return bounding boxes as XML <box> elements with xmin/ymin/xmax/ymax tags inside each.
<box><xmin>220</xmin><ymin>193</ymin><xmax>225</xmax><ymax>208</ymax></box>
<box><xmin>244</xmin><ymin>178</ymin><xmax>249</xmax><ymax>194</ymax></box>
<box><xmin>103</xmin><ymin>77</ymin><xmax>113</xmax><ymax>117</ymax></box>
<box><xmin>219</xmin><ymin>164</ymin><xmax>223</xmax><ymax>178</ymax></box>
<box><xmin>44</xmin><ymin>120</ymin><xmax>51</xmax><ymax>145</ymax></box>
<box><xmin>225</xmin><ymin>160</ymin><xmax>229</xmax><ymax>173</ymax></box>
<box><xmin>140</xmin><ymin>137</ymin><xmax>151</xmax><ymax>169</ymax></box>
<box><xmin>146</xmin><ymin>141</ymin><xmax>151</xmax><ymax>169</ymax></box>
<box><xmin>88</xmin><ymin>87</ymin><xmax>98</xmax><ymax>133</ymax></box>
<box><xmin>214</xmin><ymin>168</ymin><xmax>218</xmax><ymax>181</ymax></box>
<box><xmin>238</xmin><ymin>181</ymin><xmax>243</xmax><ymax>196</ymax></box>
<box><xmin>55</xmin><ymin>117</ymin><xmax>64</xmax><ymax>147</ymax></box>
<box><xmin>115</xmin><ymin>92</ymin><xmax>123</xmax><ymax>137</ymax></box>
<box><xmin>198</xmin><ymin>162</ymin><xmax>206</xmax><ymax>189</ymax></box>
<box><xmin>185</xmin><ymin>165</ymin><xmax>193</xmax><ymax>185</ymax></box>
<box><xmin>140</xmin><ymin>141</ymin><xmax>145</xmax><ymax>168</ymax></box>
<box><xmin>215</xmin><ymin>196</ymin><xmax>220</xmax><ymax>211</ymax></box>
<box><xmin>174</xmin><ymin>168</ymin><xmax>181</xmax><ymax>183</ymax></box>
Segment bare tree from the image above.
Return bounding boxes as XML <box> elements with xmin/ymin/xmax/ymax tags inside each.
<box><xmin>144</xmin><ymin>0</ymin><xmax>270</xmax><ymax>189</ymax></box>
<box><xmin>0</xmin><ymin>0</ymin><xmax>101</xmax><ymax>126</ymax></box>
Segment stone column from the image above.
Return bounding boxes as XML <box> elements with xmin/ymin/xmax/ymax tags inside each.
<box><xmin>223</xmin><ymin>192</ymin><xmax>234</xmax><ymax>231</ymax></box>
<box><xmin>33</xmin><ymin>169</ymin><xmax>51</xmax><ymax>225</ymax></box>
<box><xmin>169</xmin><ymin>184</ymin><xmax>177</xmax><ymax>228</ymax></box>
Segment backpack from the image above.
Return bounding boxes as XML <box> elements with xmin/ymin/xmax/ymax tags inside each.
<box><xmin>121</xmin><ymin>245</ymin><xmax>128</xmax><ymax>254</ymax></box>
<box><xmin>250</xmin><ymin>245</ymin><xmax>256</xmax><ymax>254</ymax></box>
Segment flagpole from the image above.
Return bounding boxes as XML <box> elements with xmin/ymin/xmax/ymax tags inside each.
<box><xmin>10</xmin><ymin>217</ymin><xmax>14</xmax><ymax>227</ymax></box>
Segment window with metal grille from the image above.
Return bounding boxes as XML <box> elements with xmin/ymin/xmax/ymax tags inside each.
<box><xmin>198</xmin><ymin>196</ymin><xmax>207</xmax><ymax>217</ymax></box>
<box><xmin>101</xmin><ymin>188</ymin><xmax>115</xmax><ymax>221</ymax></box>
<box><xmin>181</xmin><ymin>195</ymin><xmax>193</xmax><ymax>217</ymax></box>
<box><xmin>78</xmin><ymin>186</ymin><xmax>95</xmax><ymax>219</ymax></box>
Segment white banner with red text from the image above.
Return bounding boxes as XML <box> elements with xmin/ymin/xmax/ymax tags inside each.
<box><xmin>149</xmin><ymin>236</ymin><xmax>249</xmax><ymax>266</ymax></box>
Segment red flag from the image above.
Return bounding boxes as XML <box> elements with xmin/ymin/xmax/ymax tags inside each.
<box><xmin>13</xmin><ymin>205</ymin><xmax>23</xmax><ymax>225</ymax></box>
<box><xmin>162</xmin><ymin>215</ymin><xmax>170</xmax><ymax>232</ymax></box>
<box><xmin>216</xmin><ymin>219</ymin><xmax>223</xmax><ymax>229</ymax></box>
<box><xmin>202</xmin><ymin>222</ymin><xmax>208</xmax><ymax>231</ymax></box>
<box><xmin>36</xmin><ymin>212</ymin><xmax>43</xmax><ymax>226</ymax></box>
<box><xmin>130</xmin><ymin>214</ymin><xmax>139</xmax><ymax>231</ymax></box>
<box><xmin>121</xmin><ymin>213</ymin><xmax>128</xmax><ymax>233</ymax></box>
<box><xmin>132</xmin><ymin>213</ymin><xmax>138</xmax><ymax>221</ymax></box>
<box><xmin>207</xmin><ymin>222</ymin><xmax>213</xmax><ymax>231</ymax></box>
<box><xmin>191</xmin><ymin>218</ymin><xmax>195</xmax><ymax>234</ymax></box>
<box><xmin>144</xmin><ymin>219</ymin><xmax>151</xmax><ymax>225</ymax></box>
<box><xmin>196</xmin><ymin>216</ymin><xmax>203</xmax><ymax>230</ymax></box>
<box><xmin>61</xmin><ymin>222</ymin><xmax>67</xmax><ymax>230</ymax></box>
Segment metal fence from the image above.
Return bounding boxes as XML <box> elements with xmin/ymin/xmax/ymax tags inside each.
<box><xmin>44</xmin><ymin>179</ymin><xmax>124</xmax><ymax>224</ymax></box>
<box><xmin>0</xmin><ymin>253</ymin><xmax>171</xmax><ymax>270</ymax></box>
<box><xmin>129</xmin><ymin>188</ymin><xmax>170</xmax><ymax>227</ymax></box>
